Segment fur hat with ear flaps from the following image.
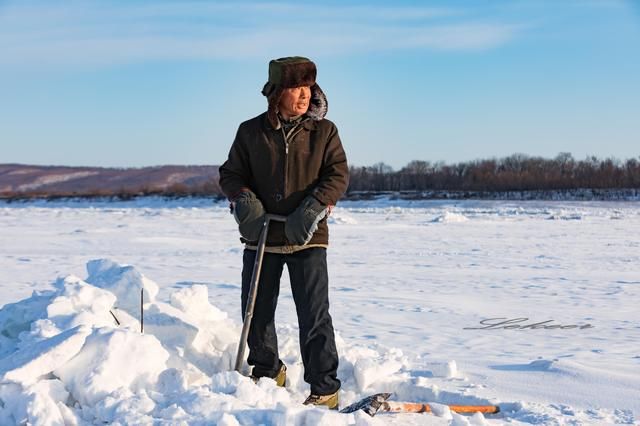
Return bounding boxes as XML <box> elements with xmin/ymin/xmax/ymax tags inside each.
<box><xmin>261</xmin><ymin>56</ymin><xmax>328</xmax><ymax>129</ymax></box>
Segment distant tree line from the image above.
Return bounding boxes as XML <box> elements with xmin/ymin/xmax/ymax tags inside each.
<box><xmin>348</xmin><ymin>153</ymin><xmax>640</xmax><ymax>193</ymax></box>
<box><xmin>3</xmin><ymin>153</ymin><xmax>639</xmax><ymax>201</ymax></box>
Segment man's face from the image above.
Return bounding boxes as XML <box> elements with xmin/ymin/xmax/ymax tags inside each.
<box><xmin>278</xmin><ymin>86</ymin><xmax>311</xmax><ymax>119</ymax></box>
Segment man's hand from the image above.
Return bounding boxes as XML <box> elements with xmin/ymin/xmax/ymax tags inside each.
<box><xmin>285</xmin><ymin>195</ymin><xmax>328</xmax><ymax>246</ymax></box>
<box><xmin>232</xmin><ymin>191</ymin><xmax>266</xmax><ymax>242</ymax></box>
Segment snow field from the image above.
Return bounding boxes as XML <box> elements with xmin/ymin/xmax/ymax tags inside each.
<box><xmin>1</xmin><ymin>198</ymin><xmax>639</xmax><ymax>425</ymax></box>
<box><xmin>0</xmin><ymin>259</ymin><xmax>494</xmax><ymax>425</ymax></box>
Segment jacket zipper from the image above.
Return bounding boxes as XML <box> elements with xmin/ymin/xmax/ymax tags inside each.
<box><xmin>281</xmin><ymin>127</ymin><xmax>288</xmax><ymax>198</ymax></box>
<box><xmin>281</xmin><ymin>123</ymin><xmax>306</xmax><ymax>198</ymax></box>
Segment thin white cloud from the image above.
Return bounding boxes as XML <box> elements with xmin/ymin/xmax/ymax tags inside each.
<box><xmin>0</xmin><ymin>1</ymin><xmax>523</xmax><ymax>66</ymax></box>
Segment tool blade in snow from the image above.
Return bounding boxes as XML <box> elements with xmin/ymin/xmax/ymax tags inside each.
<box><xmin>339</xmin><ymin>392</ymin><xmax>391</xmax><ymax>415</ymax></box>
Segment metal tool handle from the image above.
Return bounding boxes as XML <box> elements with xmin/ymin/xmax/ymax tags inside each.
<box><xmin>234</xmin><ymin>214</ymin><xmax>286</xmax><ymax>372</ymax></box>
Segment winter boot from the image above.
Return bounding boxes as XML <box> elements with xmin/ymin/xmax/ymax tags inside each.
<box><xmin>303</xmin><ymin>390</ymin><xmax>339</xmax><ymax>410</ymax></box>
<box><xmin>274</xmin><ymin>364</ymin><xmax>286</xmax><ymax>387</ymax></box>
<box><xmin>251</xmin><ymin>364</ymin><xmax>286</xmax><ymax>387</ymax></box>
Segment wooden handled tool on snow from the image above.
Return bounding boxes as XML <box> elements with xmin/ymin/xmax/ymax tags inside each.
<box><xmin>340</xmin><ymin>393</ymin><xmax>500</xmax><ymax>417</ymax></box>
<box><xmin>234</xmin><ymin>214</ymin><xmax>287</xmax><ymax>372</ymax></box>
<box><xmin>382</xmin><ymin>401</ymin><xmax>500</xmax><ymax>414</ymax></box>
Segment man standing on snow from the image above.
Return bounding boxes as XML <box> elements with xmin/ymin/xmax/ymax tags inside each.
<box><xmin>218</xmin><ymin>57</ymin><xmax>349</xmax><ymax>409</ymax></box>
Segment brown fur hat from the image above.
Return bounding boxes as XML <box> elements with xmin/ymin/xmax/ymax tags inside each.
<box><xmin>261</xmin><ymin>57</ymin><xmax>327</xmax><ymax>129</ymax></box>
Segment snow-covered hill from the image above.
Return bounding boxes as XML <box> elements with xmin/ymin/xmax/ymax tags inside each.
<box><xmin>0</xmin><ymin>164</ymin><xmax>219</xmax><ymax>198</ymax></box>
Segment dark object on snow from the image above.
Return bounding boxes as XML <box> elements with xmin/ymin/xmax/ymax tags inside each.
<box><xmin>140</xmin><ymin>288</ymin><xmax>144</xmax><ymax>334</ymax></box>
<box><xmin>340</xmin><ymin>393</ymin><xmax>391</xmax><ymax>416</ymax></box>
<box><xmin>109</xmin><ymin>310</ymin><xmax>121</xmax><ymax>326</ymax></box>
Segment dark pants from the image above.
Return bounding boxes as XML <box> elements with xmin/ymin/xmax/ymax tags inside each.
<box><xmin>241</xmin><ymin>247</ymin><xmax>341</xmax><ymax>395</ymax></box>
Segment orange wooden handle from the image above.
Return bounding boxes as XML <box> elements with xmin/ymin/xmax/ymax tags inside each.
<box><xmin>385</xmin><ymin>402</ymin><xmax>500</xmax><ymax>414</ymax></box>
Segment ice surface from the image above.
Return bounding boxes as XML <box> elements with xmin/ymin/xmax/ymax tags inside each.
<box><xmin>0</xmin><ymin>198</ymin><xmax>638</xmax><ymax>424</ymax></box>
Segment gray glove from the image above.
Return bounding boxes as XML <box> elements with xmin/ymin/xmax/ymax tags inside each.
<box><xmin>232</xmin><ymin>191</ymin><xmax>266</xmax><ymax>242</ymax></box>
<box><xmin>285</xmin><ymin>195</ymin><xmax>328</xmax><ymax>246</ymax></box>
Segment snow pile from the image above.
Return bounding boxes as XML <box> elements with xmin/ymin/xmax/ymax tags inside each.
<box><xmin>546</xmin><ymin>211</ymin><xmax>583</xmax><ymax>220</ymax></box>
<box><xmin>85</xmin><ymin>259</ymin><xmax>159</xmax><ymax>314</ymax></box>
<box><xmin>610</xmin><ymin>210</ymin><xmax>624</xmax><ymax>220</ymax></box>
<box><xmin>0</xmin><ymin>260</ymin><xmax>495</xmax><ymax>425</ymax></box>
<box><xmin>429</xmin><ymin>360</ymin><xmax>459</xmax><ymax>379</ymax></box>
<box><xmin>430</xmin><ymin>211</ymin><xmax>469</xmax><ymax>223</ymax></box>
<box><xmin>0</xmin><ymin>260</ymin><xmax>243</xmax><ymax>424</ymax></box>
<box><xmin>346</xmin><ymin>347</ymin><xmax>405</xmax><ymax>392</ymax></box>
<box><xmin>328</xmin><ymin>212</ymin><xmax>358</xmax><ymax>225</ymax></box>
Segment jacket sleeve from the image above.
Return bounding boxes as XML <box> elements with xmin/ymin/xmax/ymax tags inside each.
<box><xmin>219</xmin><ymin>124</ymin><xmax>252</xmax><ymax>201</ymax></box>
<box><xmin>312</xmin><ymin>123</ymin><xmax>349</xmax><ymax>206</ymax></box>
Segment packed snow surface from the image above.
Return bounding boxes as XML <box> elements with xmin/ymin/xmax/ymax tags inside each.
<box><xmin>0</xmin><ymin>198</ymin><xmax>639</xmax><ymax>425</ymax></box>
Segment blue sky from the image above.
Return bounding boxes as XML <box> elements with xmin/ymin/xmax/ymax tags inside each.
<box><xmin>1</xmin><ymin>0</ymin><xmax>639</xmax><ymax>169</ymax></box>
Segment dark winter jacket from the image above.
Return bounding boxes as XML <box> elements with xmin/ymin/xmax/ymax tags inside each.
<box><xmin>219</xmin><ymin>91</ymin><xmax>349</xmax><ymax>247</ymax></box>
